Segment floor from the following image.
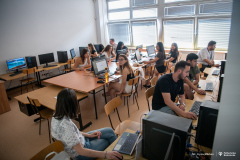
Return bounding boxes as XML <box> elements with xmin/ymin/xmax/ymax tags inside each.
<box><xmin>0</xmin><ymin>80</ymin><xmax>150</xmax><ymax>160</ymax></box>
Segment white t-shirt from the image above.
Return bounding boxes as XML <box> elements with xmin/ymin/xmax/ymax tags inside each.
<box><xmin>197</xmin><ymin>47</ymin><xmax>215</xmax><ymax>65</ymax></box>
<box><xmin>102</xmin><ymin>51</ymin><xmax>112</xmax><ymax>60</ymax></box>
<box><xmin>112</xmin><ymin>43</ymin><xmax>117</xmax><ymax>54</ymax></box>
<box><xmin>51</xmin><ymin>116</ymin><xmax>85</xmax><ymax>158</ymax></box>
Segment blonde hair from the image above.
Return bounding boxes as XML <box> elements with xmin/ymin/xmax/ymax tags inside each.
<box><xmin>119</xmin><ymin>54</ymin><xmax>134</xmax><ymax>76</ymax></box>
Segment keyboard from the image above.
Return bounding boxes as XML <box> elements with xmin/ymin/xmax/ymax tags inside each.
<box><xmin>205</xmin><ymin>82</ymin><xmax>214</xmax><ymax>91</ymax></box>
<box><xmin>9</xmin><ymin>71</ymin><xmax>23</xmax><ymax>76</ymax></box>
<box><xmin>212</xmin><ymin>70</ymin><xmax>220</xmax><ymax>75</ymax></box>
<box><xmin>98</xmin><ymin>72</ymin><xmax>114</xmax><ymax>79</ymax></box>
<box><xmin>189</xmin><ymin>101</ymin><xmax>202</xmax><ymax>116</ymax></box>
<box><xmin>118</xmin><ymin>133</ymin><xmax>139</xmax><ymax>155</ymax></box>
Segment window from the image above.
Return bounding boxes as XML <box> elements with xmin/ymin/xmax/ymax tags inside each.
<box><xmin>164</xmin><ymin>5</ymin><xmax>195</xmax><ymax>16</ymax></box>
<box><xmin>164</xmin><ymin>20</ymin><xmax>194</xmax><ymax>48</ymax></box>
<box><xmin>165</xmin><ymin>0</ymin><xmax>191</xmax><ymax>3</ymax></box>
<box><xmin>108</xmin><ymin>23</ymin><xmax>130</xmax><ymax>45</ymax></box>
<box><xmin>108</xmin><ymin>0</ymin><xmax>129</xmax><ymax>10</ymax></box>
<box><xmin>109</xmin><ymin>11</ymin><xmax>130</xmax><ymax>20</ymax></box>
<box><xmin>132</xmin><ymin>21</ymin><xmax>157</xmax><ymax>46</ymax></box>
<box><xmin>133</xmin><ymin>8</ymin><xmax>157</xmax><ymax>18</ymax></box>
<box><xmin>197</xmin><ymin>18</ymin><xmax>231</xmax><ymax>49</ymax></box>
<box><xmin>199</xmin><ymin>2</ymin><xmax>233</xmax><ymax>14</ymax></box>
<box><xmin>133</xmin><ymin>0</ymin><xmax>157</xmax><ymax>6</ymax></box>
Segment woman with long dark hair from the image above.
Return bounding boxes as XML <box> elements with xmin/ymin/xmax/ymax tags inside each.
<box><xmin>116</xmin><ymin>41</ymin><xmax>129</xmax><ymax>56</ymax></box>
<box><xmin>105</xmin><ymin>54</ymin><xmax>134</xmax><ymax>99</ymax></box>
<box><xmin>102</xmin><ymin>45</ymin><xmax>116</xmax><ymax>61</ymax></box>
<box><xmin>51</xmin><ymin>88</ymin><xmax>122</xmax><ymax>160</ymax></box>
<box><xmin>143</xmin><ymin>42</ymin><xmax>166</xmax><ymax>77</ymax></box>
<box><xmin>167</xmin><ymin>43</ymin><xmax>179</xmax><ymax>66</ymax></box>
<box><xmin>73</xmin><ymin>48</ymin><xmax>91</xmax><ymax>71</ymax></box>
<box><xmin>88</xmin><ymin>43</ymin><xmax>98</xmax><ymax>58</ymax></box>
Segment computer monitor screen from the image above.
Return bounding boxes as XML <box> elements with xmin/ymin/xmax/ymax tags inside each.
<box><xmin>70</xmin><ymin>48</ymin><xmax>76</xmax><ymax>59</ymax></box>
<box><xmin>6</xmin><ymin>57</ymin><xmax>27</xmax><ymax>71</ymax></box>
<box><xmin>79</xmin><ymin>47</ymin><xmax>87</xmax><ymax>55</ymax></box>
<box><xmin>92</xmin><ymin>58</ymin><xmax>108</xmax><ymax>75</ymax></box>
<box><xmin>135</xmin><ymin>49</ymin><xmax>141</xmax><ymax>61</ymax></box>
<box><xmin>115</xmin><ymin>49</ymin><xmax>128</xmax><ymax>62</ymax></box>
<box><xmin>136</xmin><ymin>45</ymin><xmax>143</xmax><ymax>50</ymax></box>
<box><xmin>94</xmin><ymin>44</ymin><xmax>104</xmax><ymax>53</ymax></box>
<box><xmin>147</xmin><ymin>45</ymin><xmax>155</xmax><ymax>56</ymax></box>
<box><xmin>38</xmin><ymin>53</ymin><xmax>55</xmax><ymax>65</ymax></box>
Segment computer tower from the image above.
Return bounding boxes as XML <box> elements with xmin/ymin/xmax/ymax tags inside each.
<box><xmin>196</xmin><ymin>100</ymin><xmax>219</xmax><ymax>148</ymax></box>
<box><xmin>142</xmin><ymin>110</ymin><xmax>192</xmax><ymax>160</ymax></box>
<box><xmin>57</xmin><ymin>51</ymin><xmax>68</xmax><ymax>63</ymax></box>
<box><xmin>220</xmin><ymin>60</ymin><xmax>226</xmax><ymax>75</ymax></box>
<box><xmin>217</xmin><ymin>74</ymin><xmax>224</xmax><ymax>102</ymax></box>
<box><xmin>25</xmin><ymin>56</ymin><xmax>38</xmax><ymax>69</ymax></box>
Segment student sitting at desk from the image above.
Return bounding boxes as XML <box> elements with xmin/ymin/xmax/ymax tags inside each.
<box><xmin>110</xmin><ymin>38</ymin><xmax>117</xmax><ymax>54</ymax></box>
<box><xmin>72</xmin><ymin>48</ymin><xmax>91</xmax><ymax>71</ymax></box>
<box><xmin>105</xmin><ymin>54</ymin><xmax>135</xmax><ymax>99</ymax></box>
<box><xmin>167</xmin><ymin>43</ymin><xmax>179</xmax><ymax>67</ymax></box>
<box><xmin>184</xmin><ymin>53</ymin><xmax>206</xmax><ymax>100</ymax></box>
<box><xmin>88</xmin><ymin>43</ymin><xmax>98</xmax><ymax>58</ymax></box>
<box><xmin>143</xmin><ymin>42</ymin><xmax>166</xmax><ymax>77</ymax></box>
<box><xmin>102</xmin><ymin>45</ymin><xmax>116</xmax><ymax>61</ymax></box>
<box><xmin>116</xmin><ymin>41</ymin><xmax>129</xmax><ymax>56</ymax></box>
<box><xmin>51</xmin><ymin>88</ymin><xmax>122</xmax><ymax>160</ymax></box>
<box><xmin>152</xmin><ymin>61</ymin><xmax>197</xmax><ymax>120</ymax></box>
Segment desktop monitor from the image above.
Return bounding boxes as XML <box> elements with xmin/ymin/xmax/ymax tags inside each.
<box><xmin>146</xmin><ymin>45</ymin><xmax>155</xmax><ymax>56</ymax></box>
<box><xmin>92</xmin><ymin>58</ymin><xmax>108</xmax><ymax>76</ymax></box>
<box><xmin>115</xmin><ymin>49</ymin><xmax>128</xmax><ymax>62</ymax></box>
<box><xmin>70</xmin><ymin>48</ymin><xmax>76</xmax><ymax>59</ymax></box>
<box><xmin>94</xmin><ymin>44</ymin><xmax>104</xmax><ymax>53</ymax></box>
<box><xmin>136</xmin><ymin>45</ymin><xmax>143</xmax><ymax>50</ymax></box>
<box><xmin>195</xmin><ymin>100</ymin><xmax>219</xmax><ymax>148</ymax></box>
<box><xmin>143</xmin><ymin>110</ymin><xmax>192</xmax><ymax>160</ymax></box>
<box><xmin>79</xmin><ymin>47</ymin><xmax>87</xmax><ymax>55</ymax></box>
<box><xmin>6</xmin><ymin>57</ymin><xmax>27</xmax><ymax>75</ymax></box>
<box><xmin>135</xmin><ymin>49</ymin><xmax>141</xmax><ymax>61</ymax></box>
<box><xmin>38</xmin><ymin>53</ymin><xmax>55</xmax><ymax>67</ymax></box>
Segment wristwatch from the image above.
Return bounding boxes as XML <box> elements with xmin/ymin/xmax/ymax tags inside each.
<box><xmin>180</xmin><ymin>103</ymin><xmax>186</xmax><ymax>107</ymax></box>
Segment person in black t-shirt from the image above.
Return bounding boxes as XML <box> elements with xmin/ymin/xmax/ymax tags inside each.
<box><xmin>152</xmin><ymin>61</ymin><xmax>197</xmax><ymax>120</ymax></box>
<box><xmin>167</xmin><ymin>43</ymin><xmax>179</xmax><ymax>69</ymax></box>
<box><xmin>88</xmin><ymin>43</ymin><xmax>98</xmax><ymax>58</ymax></box>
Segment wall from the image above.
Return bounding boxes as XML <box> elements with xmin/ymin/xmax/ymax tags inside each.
<box><xmin>212</xmin><ymin>0</ymin><xmax>240</xmax><ymax>159</ymax></box>
<box><xmin>0</xmin><ymin>0</ymin><xmax>97</xmax><ymax>76</ymax></box>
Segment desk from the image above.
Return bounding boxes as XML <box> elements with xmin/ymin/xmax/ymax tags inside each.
<box><xmin>14</xmin><ymin>85</ymin><xmax>91</xmax><ymax>131</ymax></box>
<box><xmin>0</xmin><ymin>80</ymin><xmax>11</xmax><ymax>114</ymax></box>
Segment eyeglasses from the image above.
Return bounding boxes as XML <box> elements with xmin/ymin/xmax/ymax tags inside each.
<box><xmin>118</xmin><ymin>59</ymin><xmax>125</xmax><ymax>61</ymax></box>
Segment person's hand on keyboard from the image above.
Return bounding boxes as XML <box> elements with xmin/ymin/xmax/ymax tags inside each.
<box><xmin>182</xmin><ymin>112</ymin><xmax>197</xmax><ymax>120</ymax></box>
<box><xmin>196</xmin><ymin>89</ymin><xmax>206</xmax><ymax>95</ymax></box>
<box><xmin>178</xmin><ymin>104</ymin><xmax>185</xmax><ymax>111</ymax></box>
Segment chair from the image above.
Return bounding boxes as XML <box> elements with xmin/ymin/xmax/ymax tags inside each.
<box><xmin>170</xmin><ymin>66</ymin><xmax>175</xmax><ymax>73</ymax></box>
<box><xmin>158</xmin><ymin>60</ymin><xmax>169</xmax><ymax>75</ymax></box>
<box><xmin>134</xmin><ymin>70</ymin><xmax>140</xmax><ymax>97</ymax></box>
<box><xmin>150</xmin><ymin>76</ymin><xmax>158</xmax><ymax>87</ymax></box>
<box><xmin>27</xmin><ymin>96</ymin><xmax>53</xmax><ymax>143</ymax></box>
<box><xmin>30</xmin><ymin>141</ymin><xmax>64</xmax><ymax>160</ymax></box>
<box><xmin>177</xmin><ymin>52</ymin><xmax>182</xmax><ymax>62</ymax></box>
<box><xmin>142</xmin><ymin>65</ymin><xmax>153</xmax><ymax>89</ymax></box>
<box><xmin>104</xmin><ymin>97</ymin><xmax>140</xmax><ymax>135</ymax></box>
<box><xmin>20</xmin><ymin>67</ymin><xmax>37</xmax><ymax>94</ymax></box>
<box><xmin>63</xmin><ymin>59</ymin><xmax>75</xmax><ymax>73</ymax></box>
<box><xmin>145</xmin><ymin>86</ymin><xmax>155</xmax><ymax>111</ymax></box>
<box><xmin>117</xmin><ymin>77</ymin><xmax>139</xmax><ymax>118</ymax></box>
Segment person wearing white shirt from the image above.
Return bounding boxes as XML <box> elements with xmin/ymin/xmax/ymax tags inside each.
<box><xmin>110</xmin><ymin>38</ymin><xmax>117</xmax><ymax>54</ymax></box>
<box><xmin>197</xmin><ymin>40</ymin><xmax>219</xmax><ymax>72</ymax></box>
<box><xmin>102</xmin><ymin>45</ymin><xmax>116</xmax><ymax>61</ymax></box>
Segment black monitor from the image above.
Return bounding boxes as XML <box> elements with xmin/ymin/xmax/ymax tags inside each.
<box><xmin>38</xmin><ymin>53</ymin><xmax>55</xmax><ymax>68</ymax></box>
<box><xmin>70</xmin><ymin>48</ymin><xmax>76</xmax><ymax>59</ymax></box>
<box><xmin>6</xmin><ymin>57</ymin><xmax>27</xmax><ymax>76</ymax></box>
<box><xmin>195</xmin><ymin>100</ymin><xmax>219</xmax><ymax>148</ymax></box>
<box><xmin>146</xmin><ymin>45</ymin><xmax>155</xmax><ymax>56</ymax></box>
<box><xmin>79</xmin><ymin>47</ymin><xmax>87</xmax><ymax>55</ymax></box>
<box><xmin>114</xmin><ymin>49</ymin><xmax>128</xmax><ymax>62</ymax></box>
<box><xmin>94</xmin><ymin>44</ymin><xmax>104</xmax><ymax>53</ymax></box>
<box><xmin>142</xmin><ymin>110</ymin><xmax>192</xmax><ymax>160</ymax></box>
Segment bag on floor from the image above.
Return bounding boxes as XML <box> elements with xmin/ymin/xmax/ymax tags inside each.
<box><xmin>44</xmin><ymin>151</ymin><xmax>70</xmax><ymax>160</ymax></box>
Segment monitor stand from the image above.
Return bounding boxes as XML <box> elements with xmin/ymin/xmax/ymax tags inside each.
<box><xmin>9</xmin><ymin>69</ymin><xmax>23</xmax><ymax>76</ymax></box>
<box><xmin>43</xmin><ymin>63</ymin><xmax>57</xmax><ymax>68</ymax></box>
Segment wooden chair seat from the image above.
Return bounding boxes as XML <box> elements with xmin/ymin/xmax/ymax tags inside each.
<box><xmin>39</xmin><ymin>108</ymin><xmax>53</xmax><ymax>119</ymax></box>
<box><xmin>117</xmin><ymin>90</ymin><xmax>136</xmax><ymax>97</ymax></box>
<box><xmin>115</xmin><ymin>120</ymin><xmax>140</xmax><ymax>135</ymax></box>
<box><xmin>144</xmin><ymin>75</ymin><xmax>151</xmax><ymax>81</ymax></box>
<box><xmin>20</xmin><ymin>77</ymin><xmax>35</xmax><ymax>83</ymax></box>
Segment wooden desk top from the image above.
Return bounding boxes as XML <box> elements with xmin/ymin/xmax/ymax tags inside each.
<box><xmin>203</xmin><ymin>67</ymin><xmax>219</xmax><ymax>75</ymax></box>
<box><xmin>14</xmin><ymin>85</ymin><xmax>88</xmax><ymax>110</ymax></box>
<box><xmin>0</xmin><ymin>72</ymin><xmax>27</xmax><ymax>81</ymax></box>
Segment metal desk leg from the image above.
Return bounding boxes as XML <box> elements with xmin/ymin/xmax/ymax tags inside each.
<box><xmin>76</xmin><ymin>98</ymin><xmax>92</xmax><ymax>131</ymax></box>
<box><xmin>93</xmin><ymin>90</ymin><xmax>98</xmax><ymax>119</ymax></box>
<box><xmin>103</xmin><ymin>85</ymin><xmax>107</xmax><ymax>104</ymax></box>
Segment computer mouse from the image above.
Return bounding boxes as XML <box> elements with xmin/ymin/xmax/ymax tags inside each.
<box><xmin>97</xmin><ymin>80</ymin><xmax>104</xmax><ymax>83</ymax></box>
<box><xmin>116</xmin><ymin>155</ymin><xmax>123</xmax><ymax>160</ymax></box>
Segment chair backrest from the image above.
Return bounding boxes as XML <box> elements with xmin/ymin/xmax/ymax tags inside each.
<box><xmin>22</xmin><ymin>67</ymin><xmax>36</xmax><ymax>75</ymax></box>
<box><xmin>128</xmin><ymin>76</ymin><xmax>139</xmax><ymax>86</ymax></box>
<box><xmin>150</xmin><ymin>76</ymin><xmax>158</xmax><ymax>87</ymax></box>
<box><xmin>27</xmin><ymin>96</ymin><xmax>41</xmax><ymax>115</ymax></box>
<box><xmin>177</xmin><ymin>52</ymin><xmax>182</xmax><ymax>62</ymax></box>
<box><xmin>197</xmin><ymin>63</ymin><xmax>202</xmax><ymax>69</ymax></box>
<box><xmin>104</xmin><ymin>96</ymin><xmax>122</xmax><ymax>116</ymax></box>
<box><xmin>145</xmin><ymin>86</ymin><xmax>155</xmax><ymax>100</ymax></box>
<box><xmin>30</xmin><ymin>141</ymin><xmax>64</xmax><ymax>160</ymax></box>
<box><xmin>164</xmin><ymin>60</ymin><xmax>169</xmax><ymax>67</ymax></box>
<box><xmin>146</xmin><ymin>65</ymin><xmax>152</xmax><ymax>72</ymax></box>
<box><xmin>170</xmin><ymin>66</ymin><xmax>175</xmax><ymax>73</ymax></box>
<box><xmin>134</xmin><ymin>70</ymin><xmax>140</xmax><ymax>76</ymax></box>
<box><xmin>67</xmin><ymin>59</ymin><xmax>75</xmax><ymax>65</ymax></box>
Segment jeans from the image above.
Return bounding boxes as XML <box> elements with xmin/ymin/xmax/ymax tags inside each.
<box><xmin>74</xmin><ymin>127</ymin><xmax>117</xmax><ymax>160</ymax></box>
<box><xmin>159</xmin><ymin>106</ymin><xmax>178</xmax><ymax>116</ymax></box>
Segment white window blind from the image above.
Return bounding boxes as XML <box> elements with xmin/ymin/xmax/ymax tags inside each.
<box><xmin>132</xmin><ymin>21</ymin><xmax>157</xmax><ymax>46</ymax></box>
<box><xmin>163</xmin><ymin>20</ymin><xmax>193</xmax><ymax>48</ymax></box>
<box><xmin>133</xmin><ymin>0</ymin><xmax>156</xmax><ymax>6</ymax></box>
<box><xmin>133</xmin><ymin>8</ymin><xmax>157</xmax><ymax>18</ymax></box>
<box><xmin>108</xmin><ymin>0</ymin><xmax>129</xmax><ymax>10</ymax></box>
<box><xmin>199</xmin><ymin>2</ymin><xmax>232</xmax><ymax>14</ymax></box>
<box><xmin>197</xmin><ymin>19</ymin><xmax>231</xmax><ymax>49</ymax></box>
<box><xmin>165</xmin><ymin>0</ymin><xmax>191</xmax><ymax>3</ymax></box>
<box><xmin>108</xmin><ymin>23</ymin><xmax>130</xmax><ymax>45</ymax></box>
<box><xmin>108</xmin><ymin>11</ymin><xmax>130</xmax><ymax>20</ymax></box>
<box><xmin>165</xmin><ymin>5</ymin><xmax>195</xmax><ymax>16</ymax></box>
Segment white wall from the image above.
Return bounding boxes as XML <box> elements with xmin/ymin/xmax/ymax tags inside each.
<box><xmin>212</xmin><ymin>0</ymin><xmax>240</xmax><ymax>159</ymax></box>
<box><xmin>0</xmin><ymin>0</ymin><xmax>97</xmax><ymax>75</ymax></box>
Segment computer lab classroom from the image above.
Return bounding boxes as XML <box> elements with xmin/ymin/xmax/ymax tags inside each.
<box><xmin>0</xmin><ymin>0</ymin><xmax>239</xmax><ymax>160</ymax></box>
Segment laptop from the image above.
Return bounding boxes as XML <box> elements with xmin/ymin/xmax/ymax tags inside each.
<box><xmin>92</xmin><ymin>58</ymin><xmax>114</xmax><ymax>78</ymax></box>
<box><xmin>113</xmin><ymin>132</ymin><xmax>141</xmax><ymax>155</ymax></box>
<box><xmin>146</xmin><ymin>45</ymin><xmax>156</xmax><ymax>58</ymax></box>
